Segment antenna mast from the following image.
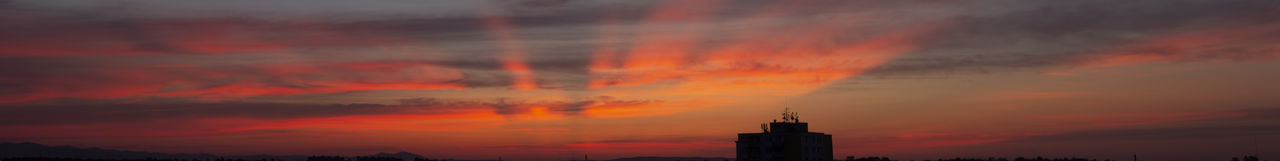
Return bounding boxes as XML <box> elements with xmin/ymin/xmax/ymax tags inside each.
<box><xmin>781</xmin><ymin>108</ymin><xmax>799</xmax><ymax>123</ymax></box>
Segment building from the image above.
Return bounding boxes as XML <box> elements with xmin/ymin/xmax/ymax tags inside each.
<box><xmin>737</xmin><ymin>110</ymin><xmax>833</xmax><ymax>161</ymax></box>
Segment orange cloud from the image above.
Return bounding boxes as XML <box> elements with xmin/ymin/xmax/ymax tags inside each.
<box><xmin>590</xmin><ymin>19</ymin><xmax>949</xmax><ymax>97</ymax></box>
<box><xmin>481</xmin><ymin>10</ymin><xmax>539</xmax><ymax>90</ymax></box>
<box><xmin>587</xmin><ymin>14</ymin><xmax>626</xmax><ymax>81</ymax></box>
<box><xmin>1083</xmin><ymin>22</ymin><xmax>1280</xmax><ymax>67</ymax></box>
<box><xmin>588</xmin><ymin>0</ymin><xmax>727</xmax><ymax>86</ymax></box>
<box><xmin>580</xmin><ymin>98</ymin><xmax>674</xmax><ymax>118</ymax></box>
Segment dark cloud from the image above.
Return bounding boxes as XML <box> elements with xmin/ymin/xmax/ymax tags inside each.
<box><xmin>0</xmin><ymin>0</ymin><xmax>9</xmax><ymax>7</ymax></box>
<box><xmin>509</xmin><ymin>0</ymin><xmax>574</xmax><ymax>8</ymax></box>
<box><xmin>0</xmin><ymin>1</ymin><xmax>638</xmax><ymax>57</ymax></box>
<box><xmin>1012</xmin><ymin>124</ymin><xmax>1280</xmax><ymax>142</ymax></box>
<box><xmin>0</xmin><ymin>102</ymin><xmax>441</xmax><ymax>126</ymax></box>
<box><xmin>0</xmin><ymin>96</ymin><xmax>661</xmax><ymax>126</ymax></box>
<box><xmin>484</xmin><ymin>135</ymin><xmax>730</xmax><ymax>151</ymax></box>
<box><xmin>988</xmin><ymin>108</ymin><xmax>1280</xmax><ymax>144</ymax></box>
<box><xmin>866</xmin><ymin>0</ymin><xmax>1280</xmax><ymax>76</ymax></box>
<box><xmin>862</xmin><ymin>109</ymin><xmax>1280</xmax><ymax>161</ymax></box>
<box><xmin>428</xmin><ymin>57</ymin><xmax>591</xmax><ymax>89</ymax></box>
<box><xmin>483</xmin><ymin>96</ymin><xmax>661</xmax><ymax>116</ymax></box>
<box><xmin>0</xmin><ymin>17</ymin><xmax>464</xmax><ymax>56</ymax></box>
<box><xmin>0</xmin><ymin>0</ymin><xmax>1275</xmax><ymax>105</ymax></box>
<box><xmin>0</xmin><ymin>58</ymin><xmax>474</xmax><ymax>103</ymax></box>
<box><xmin>0</xmin><ymin>1</ymin><xmax>626</xmax><ymax>92</ymax></box>
<box><xmin>5</xmin><ymin>0</ymin><xmax>1273</xmax><ymax>79</ymax></box>
<box><xmin>589</xmin><ymin>136</ymin><xmax>733</xmax><ymax>144</ymax></box>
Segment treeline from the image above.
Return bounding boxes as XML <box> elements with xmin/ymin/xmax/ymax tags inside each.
<box><xmin>0</xmin><ymin>156</ymin><xmax>436</xmax><ymax>161</ymax></box>
<box><xmin>1232</xmin><ymin>156</ymin><xmax>1262</xmax><ymax>161</ymax></box>
<box><xmin>846</xmin><ymin>155</ymin><xmax>1268</xmax><ymax>161</ymax></box>
<box><xmin>1</xmin><ymin>158</ymin><xmax>281</xmax><ymax>161</ymax></box>
<box><xmin>302</xmin><ymin>156</ymin><xmax>445</xmax><ymax>161</ymax></box>
<box><xmin>846</xmin><ymin>156</ymin><xmax>1111</xmax><ymax>161</ymax></box>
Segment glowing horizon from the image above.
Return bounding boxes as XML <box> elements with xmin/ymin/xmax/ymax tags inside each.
<box><xmin>1</xmin><ymin>1</ymin><xmax>1279</xmax><ymax>161</ymax></box>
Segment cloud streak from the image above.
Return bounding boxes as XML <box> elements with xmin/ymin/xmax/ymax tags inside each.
<box><xmin>1</xmin><ymin>0</ymin><xmax>1279</xmax><ymax>160</ymax></box>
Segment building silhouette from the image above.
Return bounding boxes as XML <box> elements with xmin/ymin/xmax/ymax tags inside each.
<box><xmin>737</xmin><ymin>110</ymin><xmax>833</xmax><ymax>161</ymax></box>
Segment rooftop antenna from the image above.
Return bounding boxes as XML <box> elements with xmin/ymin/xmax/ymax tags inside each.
<box><xmin>781</xmin><ymin>100</ymin><xmax>790</xmax><ymax>123</ymax></box>
<box><xmin>781</xmin><ymin>107</ymin><xmax>799</xmax><ymax>123</ymax></box>
<box><xmin>761</xmin><ymin>123</ymin><xmax>769</xmax><ymax>133</ymax></box>
<box><xmin>782</xmin><ymin>107</ymin><xmax>791</xmax><ymax>122</ymax></box>
<box><xmin>789</xmin><ymin>101</ymin><xmax>799</xmax><ymax>122</ymax></box>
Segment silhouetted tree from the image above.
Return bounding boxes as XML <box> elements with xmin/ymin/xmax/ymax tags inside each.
<box><xmin>1238</xmin><ymin>155</ymin><xmax>1259</xmax><ymax>161</ymax></box>
<box><xmin>844</xmin><ymin>156</ymin><xmax>894</xmax><ymax>161</ymax></box>
<box><xmin>354</xmin><ymin>156</ymin><xmax>400</xmax><ymax>161</ymax></box>
<box><xmin>308</xmin><ymin>156</ymin><xmax>349</xmax><ymax>161</ymax></box>
<box><xmin>912</xmin><ymin>157</ymin><xmax>1106</xmax><ymax>161</ymax></box>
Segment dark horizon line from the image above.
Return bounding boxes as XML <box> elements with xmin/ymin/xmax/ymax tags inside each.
<box><xmin>2</xmin><ymin>142</ymin><xmax>1272</xmax><ymax>161</ymax></box>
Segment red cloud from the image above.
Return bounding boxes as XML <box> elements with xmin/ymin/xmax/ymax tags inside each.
<box><xmin>1042</xmin><ymin>110</ymin><xmax>1244</xmax><ymax>127</ymax></box>
<box><xmin>839</xmin><ymin>132</ymin><xmax>1052</xmax><ymax>153</ymax></box>
<box><xmin>1082</xmin><ymin>22</ymin><xmax>1280</xmax><ymax>67</ymax></box>
<box><xmin>0</xmin><ymin>96</ymin><xmax>666</xmax><ymax>139</ymax></box>
<box><xmin>0</xmin><ymin>61</ymin><xmax>464</xmax><ymax>103</ymax></box>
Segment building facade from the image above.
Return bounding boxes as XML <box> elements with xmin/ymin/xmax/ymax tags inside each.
<box><xmin>736</xmin><ymin>112</ymin><xmax>833</xmax><ymax>161</ymax></box>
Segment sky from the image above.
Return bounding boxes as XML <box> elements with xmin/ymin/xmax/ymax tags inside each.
<box><xmin>1</xmin><ymin>0</ymin><xmax>1279</xmax><ymax>161</ymax></box>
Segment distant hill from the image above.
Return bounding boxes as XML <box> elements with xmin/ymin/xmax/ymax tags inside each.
<box><xmin>605</xmin><ymin>156</ymin><xmax>734</xmax><ymax>161</ymax></box>
<box><xmin>0</xmin><ymin>142</ymin><xmax>218</xmax><ymax>159</ymax></box>
<box><xmin>0</xmin><ymin>142</ymin><xmax>427</xmax><ymax>161</ymax></box>
<box><xmin>0</xmin><ymin>142</ymin><xmax>734</xmax><ymax>161</ymax></box>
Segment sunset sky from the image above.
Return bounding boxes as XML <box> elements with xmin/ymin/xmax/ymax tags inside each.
<box><xmin>2</xmin><ymin>0</ymin><xmax>1279</xmax><ymax>161</ymax></box>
